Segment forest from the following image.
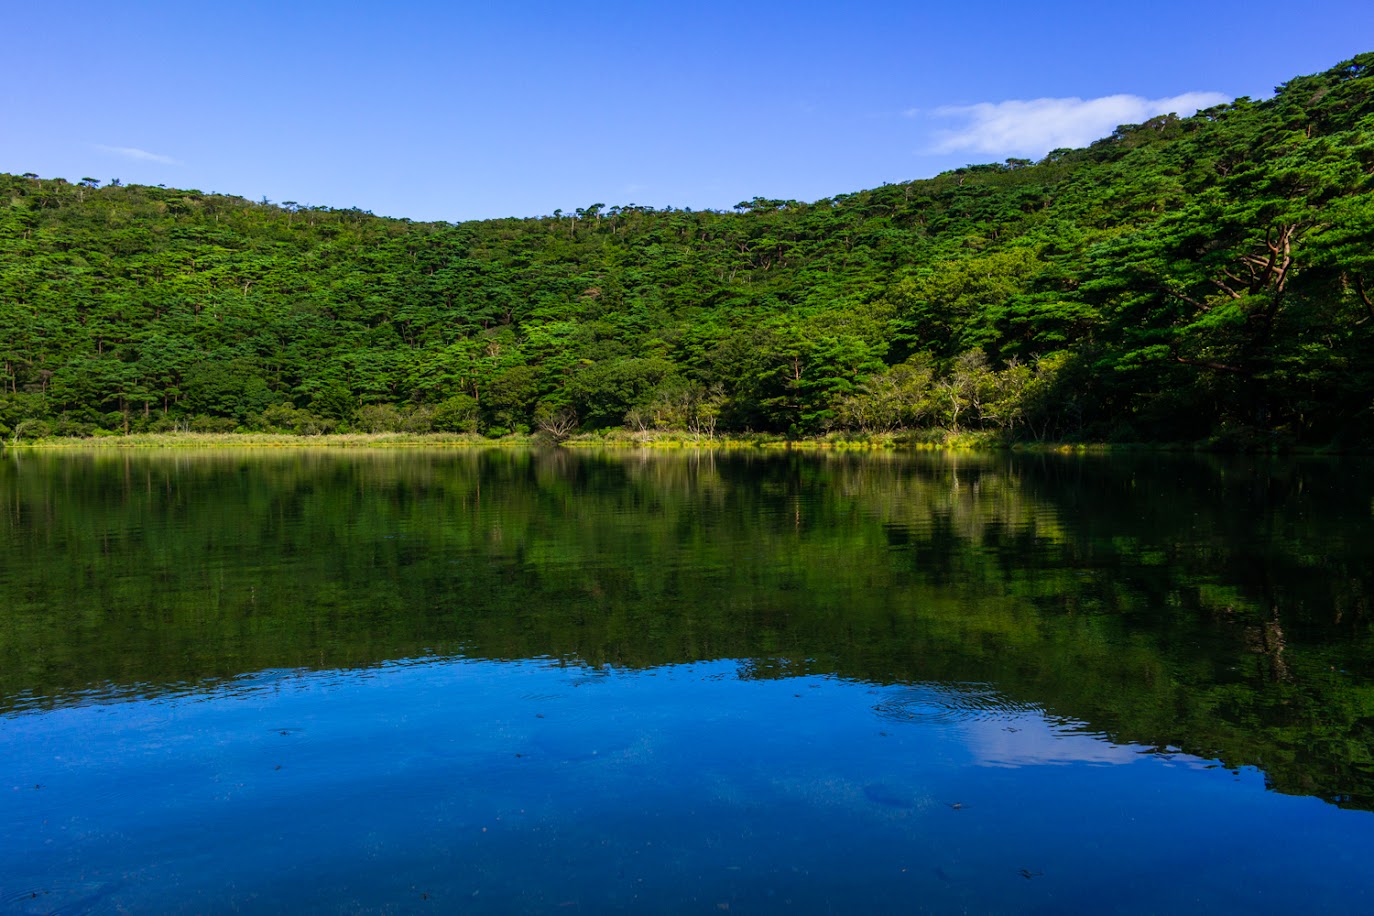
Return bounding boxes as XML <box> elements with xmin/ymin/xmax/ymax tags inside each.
<box><xmin>1</xmin><ymin>54</ymin><xmax>1372</xmax><ymax>447</ymax></box>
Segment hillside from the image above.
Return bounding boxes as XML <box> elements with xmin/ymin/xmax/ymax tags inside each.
<box><xmin>2</xmin><ymin>54</ymin><xmax>1372</xmax><ymax>446</ymax></box>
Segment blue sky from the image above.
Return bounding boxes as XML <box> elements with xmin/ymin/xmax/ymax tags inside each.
<box><xmin>3</xmin><ymin>1</ymin><xmax>1370</xmax><ymax>222</ymax></box>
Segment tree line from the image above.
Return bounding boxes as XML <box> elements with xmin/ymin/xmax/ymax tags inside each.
<box><xmin>2</xmin><ymin>53</ymin><xmax>1372</xmax><ymax>446</ymax></box>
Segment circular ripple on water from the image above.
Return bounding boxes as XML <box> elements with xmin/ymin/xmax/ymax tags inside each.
<box><xmin>873</xmin><ymin>683</ymin><xmax>1042</xmax><ymax>725</ymax></box>
<box><xmin>1</xmin><ymin>880</ymin><xmax>123</xmax><ymax>915</ymax></box>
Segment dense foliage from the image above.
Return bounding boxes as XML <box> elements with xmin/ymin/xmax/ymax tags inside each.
<box><xmin>2</xmin><ymin>55</ymin><xmax>1372</xmax><ymax>444</ymax></box>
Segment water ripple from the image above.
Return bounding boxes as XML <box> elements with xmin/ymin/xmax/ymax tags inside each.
<box><xmin>2</xmin><ymin>881</ymin><xmax>122</xmax><ymax>915</ymax></box>
<box><xmin>873</xmin><ymin>683</ymin><xmax>1042</xmax><ymax>725</ymax></box>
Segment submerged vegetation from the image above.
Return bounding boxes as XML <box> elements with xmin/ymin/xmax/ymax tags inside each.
<box><xmin>2</xmin><ymin>55</ymin><xmax>1373</xmax><ymax>446</ymax></box>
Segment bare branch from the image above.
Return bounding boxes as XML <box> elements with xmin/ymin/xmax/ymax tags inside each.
<box><xmin>1212</xmin><ymin>277</ymin><xmax>1244</xmax><ymax>300</ymax></box>
<box><xmin>1154</xmin><ymin>283</ymin><xmax>1209</xmax><ymax>311</ymax></box>
<box><xmin>1174</xmin><ymin>355</ymin><xmax>1250</xmax><ymax>375</ymax></box>
<box><xmin>1355</xmin><ymin>275</ymin><xmax>1374</xmax><ymax>325</ymax></box>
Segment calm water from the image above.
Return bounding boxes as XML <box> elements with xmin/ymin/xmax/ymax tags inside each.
<box><xmin>2</xmin><ymin>448</ymin><xmax>1373</xmax><ymax>913</ymax></box>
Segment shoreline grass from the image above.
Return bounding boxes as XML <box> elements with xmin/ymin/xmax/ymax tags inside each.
<box><xmin>1</xmin><ymin>429</ymin><xmax>1363</xmax><ymax>455</ymax></box>
<box><xmin>1</xmin><ymin>431</ymin><xmax>514</xmax><ymax>449</ymax></box>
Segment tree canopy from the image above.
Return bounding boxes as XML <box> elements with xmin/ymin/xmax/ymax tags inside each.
<box><xmin>3</xmin><ymin>54</ymin><xmax>1372</xmax><ymax>446</ymax></box>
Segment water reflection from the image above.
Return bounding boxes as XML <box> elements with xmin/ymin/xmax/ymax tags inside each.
<box><xmin>1</xmin><ymin>447</ymin><xmax>1373</xmax><ymax>814</ymax></box>
<box><xmin>874</xmin><ymin>684</ymin><xmax>1044</xmax><ymax>726</ymax></box>
<box><xmin>4</xmin><ymin>655</ymin><xmax>1372</xmax><ymax>914</ymax></box>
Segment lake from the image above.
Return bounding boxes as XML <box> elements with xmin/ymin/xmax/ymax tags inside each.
<box><xmin>2</xmin><ymin>447</ymin><xmax>1373</xmax><ymax>913</ymax></box>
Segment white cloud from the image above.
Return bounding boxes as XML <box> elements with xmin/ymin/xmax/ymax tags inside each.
<box><xmin>94</xmin><ymin>144</ymin><xmax>181</xmax><ymax>165</ymax></box>
<box><xmin>930</xmin><ymin>91</ymin><xmax>1230</xmax><ymax>156</ymax></box>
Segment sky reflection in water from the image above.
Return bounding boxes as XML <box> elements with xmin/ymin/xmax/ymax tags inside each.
<box><xmin>4</xmin><ymin>656</ymin><xmax>1372</xmax><ymax>914</ymax></box>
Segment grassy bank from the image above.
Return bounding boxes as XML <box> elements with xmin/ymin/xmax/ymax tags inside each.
<box><xmin>0</xmin><ymin>428</ymin><xmax>1038</xmax><ymax>451</ymax></box>
<box><xmin>0</xmin><ymin>431</ymin><xmax>515</xmax><ymax>449</ymax></box>
<box><xmin>4</xmin><ymin>428</ymin><xmax>1340</xmax><ymax>453</ymax></box>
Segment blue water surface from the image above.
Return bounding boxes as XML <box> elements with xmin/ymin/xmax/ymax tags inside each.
<box><xmin>5</xmin><ymin>656</ymin><xmax>1372</xmax><ymax>914</ymax></box>
<box><xmin>5</xmin><ymin>448</ymin><xmax>1374</xmax><ymax>913</ymax></box>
